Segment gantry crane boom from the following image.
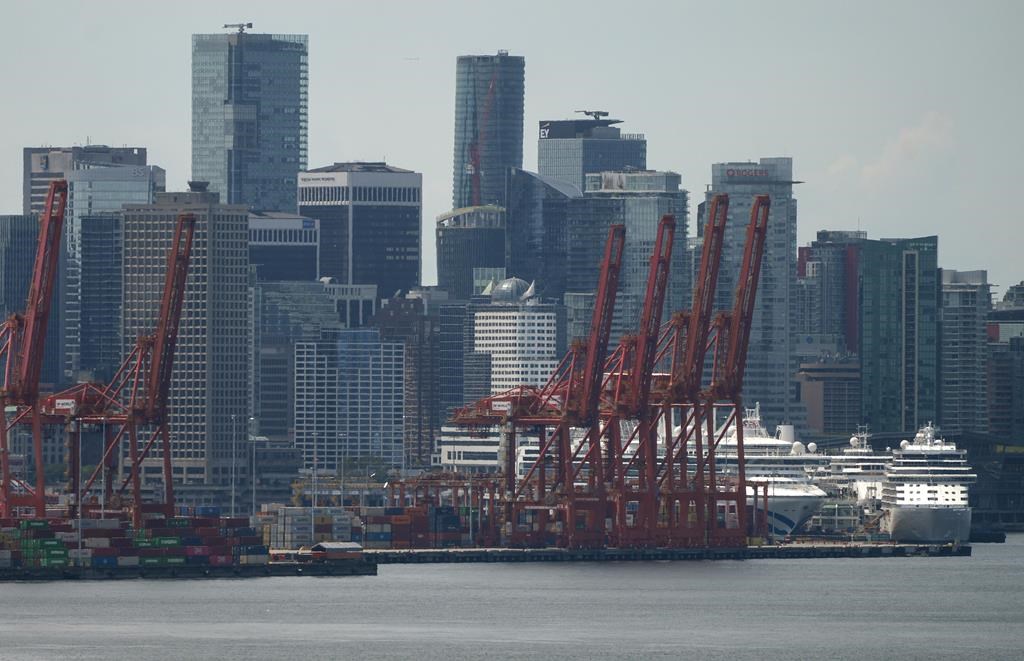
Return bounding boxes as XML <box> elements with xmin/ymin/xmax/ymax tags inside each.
<box><xmin>566</xmin><ymin>224</ymin><xmax>625</xmax><ymax>425</ymax></box>
<box><xmin>710</xmin><ymin>195</ymin><xmax>770</xmax><ymax>400</ymax></box>
<box><xmin>143</xmin><ymin>214</ymin><xmax>196</xmax><ymax>423</ymax></box>
<box><xmin>670</xmin><ymin>194</ymin><xmax>728</xmax><ymax>401</ymax></box>
<box><xmin>13</xmin><ymin>180</ymin><xmax>67</xmax><ymax>402</ymax></box>
<box><xmin>627</xmin><ymin>215</ymin><xmax>675</xmax><ymax>413</ymax></box>
<box><xmin>0</xmin><ymin>180</ymin><xmax>68</xmax><ymax>517</ymax></box>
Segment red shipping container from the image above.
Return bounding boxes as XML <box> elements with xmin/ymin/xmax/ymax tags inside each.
<box><xmin>137</xmin><ymin>548</ymin><xmax>164</xmax><ymax>557</ymax></box>
<box><xmin>185</xmin><ymin>546</ymin><xmax>211</xmax><ymax>557</ymax></box>
<box><xmin>91</xmin><ymin>547</ymin><xmax>118</xmax><ymax>557</ymax></box>
<box><xmin>209</xmin><ymin>555</ymin><xmax>233</xmax><ymax>566</ymax></box>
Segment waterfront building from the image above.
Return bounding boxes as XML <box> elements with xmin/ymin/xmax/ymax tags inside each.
<box><xmin>939</xmin><ymin>270</ymin><xmax>992</xmax><ymax>435</ymax></box>
<box><xmin>436</xmin><ymin>205</ymin><xmax>506</xmax><ymax>301</ymax></box>
<box><xmin>298</xmin><ymin>162</ymin><xmax>421</xmax><ymax>299</ymax></box>
<box><xmin>371</xmin><ymin>295</ymin><xmax>443</xmax><ymax>468</ymax></box>
<box><xmin>452</xmin><ymin>51</ymin><xmax>525</xmax><ymax>209</ymax></box>
<box><xmin>987</xmin><ymin>309</ymin><xmax>1024</xmax><ymax>440</ymax></box>
<box><xmin>293</xmin><ymin>328</ymin><xmax>404</xmax><ymax>470</ymax></box>
<box><xmin>537</xmin><ymin>116</ymin><xmax>646</xmax><ymax>192</ymax></box>
<box><xmin>64</xmin><ymin>165</ymin><xmax>165</xmax><ymax>383</ymax></box>
<box><xmin>795</xmin><ymin>359</ymin><xmax>861</xmax><ymax>437</ymax></box>
<box><xmin>705</xmin><ymin>158</ymin><xmax>801</xmax><ymax>433</ymax></box>
<box><xmin>438</xmin><ymin>299</ymin><xmax>471</xmax><ymax>421</ymax></box>
<box><xmin>858</xmin><ymin>236</ymin><xmax>939</xmax><ymax>433</ymax></box>
<box><xmin>122</xmin><ymin>182</ymin><xmax>250</xmax><ymax>488</ymax></box>
<box><xmin>798</xmin><ymin>230</ymin><xmax>866</xmax><ymax>353</ymax></box>
<box><xmin>471</xmin><ymin>277</ymin><xmax>564</xmax><ymax>395</ymax></box>
<box><xmin>0</xmin><ymin>214</ymin><xmax>62</xmax><ymax>388</ymax></box>
<box><xmin>192</xmin><ymin>29</ymin><xmax>308</xmax><ymax>212</ymax></box>
<box><xmin>22</xmin><ymin>145</ymin><xmax>147</xmax><ymax>215</ymax></box>
<box><xmin>248</xmin><ymin>211</ymin><xmax>319</xmax><ymax>282</ymax></box>
<box><xmin>251</xmin><ymin>280</ymin><xmax>346</xmax><ymax>442</ymax></box>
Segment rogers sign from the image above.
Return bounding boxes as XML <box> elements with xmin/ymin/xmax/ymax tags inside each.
<box><xmin>726</xmin><ymin>168</ymin><xmax>770</xmax><ymax>178</ymax></box>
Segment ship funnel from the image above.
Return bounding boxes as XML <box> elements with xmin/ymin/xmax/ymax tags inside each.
<box><xmin>777</xmin><ymin>424</ymin><xmax>795</xmax><ymax>443</ymax></box>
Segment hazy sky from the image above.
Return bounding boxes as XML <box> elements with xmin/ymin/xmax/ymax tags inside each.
<box><xmin>3</xmin><ymin>1</ymin><xmax>1021</xmax><ymax>293</ymax></box>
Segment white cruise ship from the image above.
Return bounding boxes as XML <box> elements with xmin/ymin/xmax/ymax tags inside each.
<box><xmin>712</xmin><ymin>405</ymin><xmax>829</xmax><ymax>537</ymax></box>
<box><xmin>881</xmin><ymin>424</ymin><xmax>975</xmax><ymax>543</ymax></box>
<box><xmin>812</xmin><ymin>429</ymin><xmax>890</xmax><ymax>534</ymax></box>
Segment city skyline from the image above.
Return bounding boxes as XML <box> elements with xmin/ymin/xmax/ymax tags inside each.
<box><xmin>1</xmin><ymin>2</ymin><xmax>1021</xmax><ymax>296</ymax></box>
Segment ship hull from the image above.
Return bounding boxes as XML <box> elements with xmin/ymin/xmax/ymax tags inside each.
<box><xmin>747</xmin><ymin>489</ymin><xmax>826</xmax><ymax>537</ymax></box>
<box><xmin>885</xmin><ymin>506</ymin><xmax>971</xmax><ymax>543</ymax></box>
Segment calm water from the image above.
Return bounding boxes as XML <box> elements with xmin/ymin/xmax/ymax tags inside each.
<box><xmin>2</xmin><ymin>537</ymin><xmax>1023</xmax><ymax>660</ymax></box>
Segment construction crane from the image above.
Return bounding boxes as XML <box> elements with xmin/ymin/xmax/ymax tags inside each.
<box><xmin>223</xmin><ymin>22</ymin><xmax>253</xmax><ymax>33</ymax></box>
<box><xmin>42</xmin><ymin>213</ymin><xmax>196</xmax><ymax>526</ymax></box>
<box><xmin>468</xmin><ymin>71</ymin><xmax>498</xmax><ymax>206</ymax></box>
<box><xmin>0</xmin><ymin>180</ymin><xmax>68</xmax><ymax>518</ymax></box>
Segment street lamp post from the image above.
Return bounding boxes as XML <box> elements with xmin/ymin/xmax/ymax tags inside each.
<box><xmin>249</xmin><ymin>417</ymin><xmax>256</xmax><ymax>519</ymax></box>
<box><xmin>230</xmin><ymin>414</ymin><xmax>236</xmax><ymax>517</ymax></box>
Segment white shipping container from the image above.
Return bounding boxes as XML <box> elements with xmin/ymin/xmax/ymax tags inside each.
<box><xmin>117</xmin><ymin>556</ymin><xmax>140</xmax><ymax>567</ymax></box>
<box><xmin>84</xmin><ymin>538</ymin><xmax>111</xmax><ymax>548</ymax></box>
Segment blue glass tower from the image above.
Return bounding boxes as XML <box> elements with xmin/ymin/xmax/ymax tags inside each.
<box><xmin>192</xmin><ymin>28</ymin><xmax>308</xmax><ymax>212</ymax></box>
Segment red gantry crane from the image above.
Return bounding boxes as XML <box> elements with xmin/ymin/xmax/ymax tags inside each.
<box><xmin>703</xmin><ymin>194</ymin><xmax>771</xmax><ymax>545</ymax></box>
<box><xmin>41</xmin><ymin>213</ymin><xmax>196</xmax><ymax>526</ymax></box>
<box><xmin>602</xmin><ymin>215</ymin><xmax>676</xmax><ymax>547</ymax></box>
<box><xmin>410</xmin><ymin>224</ymin><xmax>627</xmax><ymax>548</ymax></box>
<box><xmin>0</xmin><ymin>180</ymin><xmax>68</xmax><ymax>518</ymax></box>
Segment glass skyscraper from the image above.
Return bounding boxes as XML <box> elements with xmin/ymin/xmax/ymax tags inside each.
<box><xmin>65</xmin><ymin>165</ymin><xmax>165</xmax><ymax>382</ymax></box>
<box><xmin>858</xmin><ymin>236</ymin><xmax>939</xmax><ymax>433</ymax></box>
<box><xmin>537</xmin><ymin>117</ymin><xmax>647</xmax><ymax>193</ymax></box>
<box><xmin>298</xmin><ymin>162</ymin><xmax>422</xmax><ymax>300</ymax></box>
<box><xmin>452</xmin><ymin>51</ymin><xmax>525</xmax><ymax>209</ymax></box>
<box><xmin>192</xmin><ymin>30</ymin><xmax>308</xmax><ymax>212</ymax></box>
<box><xmin>705</xmin><ymin>158</ymin><xmax>801</xmax><ymax>434</ymax></box>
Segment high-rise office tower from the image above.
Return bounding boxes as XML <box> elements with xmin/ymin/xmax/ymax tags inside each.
<box><xmin>192</xmin><ymin>28</ymin><xmax>308</xmax><ymax>212</ymax></box>
<box><xmin>252</xmin><ymin>280</ymin><xmax>343</xmax><ymax>441</ymax></box>
<box><xmin>798</xmin><ymin>230</ymin><xmax>866</xmax><ymax>353</ymax></box>
<box><xmin>122</xmin><ymin>182</ymin><xmax>250</xmax><ymax>491</ymax></box>
<box><xmin>293</xmin><ymin>328</ymin><xmax>405</xmax><ymax>470</ymax></box>
<box><xmin>537</xmin><ymin>115</ymin><xmax>646</xmax><ymax>192</ymax></box>
<box><xmin>987</xmin><ymin>309</ymin><xmax>1024</xmax><ymax>439</ymax></box>
<box><xmin>506</xmin><ymin>169</ymin><xmax>689</xmax><ymax>345</ymax></box>
<box><xmin>23</xmin><ymin>145</ymin><xmax>147</xmax><ymax>215</ymax></box>
<box><xmin>469</xmin><ymin>277</ymin><xmax>565</xmax><ymax>395</ymax></box>
<box><xmin>939</xmin><ymin>269</ymin><xmax>991</xmax><ymax>434</ymax></box>
<box><xmin>64</xmin><ymin>165</ymin><xmax>165</xmax><ymax>382</ymax></box>
<box><xmin>858</xmin><ymin>236</ymin><xmax>939</xmax><ymax>433</ymax></box>
<box><xmin>574</xmin><ymin>171</ymin><xmax>690</xmax><ymax>341</ymax></box>
<box><xmin>248</xmin><ymin>211</ymin><xmax>319</xmax><ymax>282</ymax></box>
<box><xmin>371</xmin><ymin>295</ymin><xmax>442</xmax><ymax>468</ymax></box>
<box><xmin>505</xmin><ymin>168</ymin><xmax>581</xmax><ymax>301</ymax></box>
<box><xmin>298</xmin><ymin>162</ymin><xmax>422</xmax><ymax>299</ymax></box>
<box><xmin>436</xmin><ymin>205</ymin><xmax>506</xmax><ymax>300</ymax></box>
<box><xmin>452</xmin><ymin>51</ymin><xmax>525</xmax><ymax>209</ymax></box>
<box><xmin>705</xmin><ymin>158</ymin><xmax>800</xmax><ymax>433</ymax></box>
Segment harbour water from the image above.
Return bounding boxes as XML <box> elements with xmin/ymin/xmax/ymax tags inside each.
<box><xmin>2</xmin><ymin>537</ymin><xmax>1022</xmax><ymax>660</ymax></box>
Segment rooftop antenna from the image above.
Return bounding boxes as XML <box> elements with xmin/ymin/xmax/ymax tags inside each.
<box><xmin>223</xmin><ymin>22</ymin><xmax>253</xmax><ymax>33</ymax></box>
<box><xmin>575</xmin><ymin>110</ymin><xmax>610</xmax><ymax>121</ymax></box>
